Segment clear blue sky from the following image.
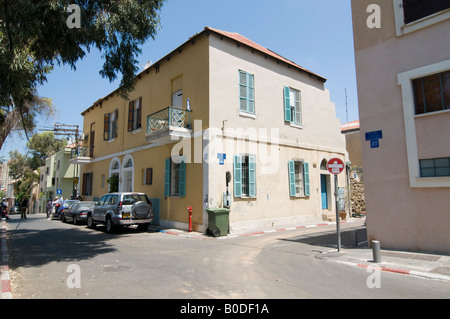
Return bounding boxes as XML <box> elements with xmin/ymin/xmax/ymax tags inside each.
<box><xmin>1</xmin><ymin>0</ymin><xmax>358</xmax><ymax>159</ymax></box>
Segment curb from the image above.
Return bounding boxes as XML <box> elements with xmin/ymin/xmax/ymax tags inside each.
<box><xmin>324</xmin><ymin>257</ymin><xmax>450</xmax><ymax>283</ymax></box>
<box><xmin>0</xmin><ymin>219</ymin><xmax>11</xmax><ymax>299</ymax></box>
<box><xmin>150</xmin><ymin>220</ymin><xmax>356</xmax><ymax>240</ymax></box>
<box><xmin>228</xmin><ymin>221</ymin><xmax>349</xmax><ymax>239</ymax></box>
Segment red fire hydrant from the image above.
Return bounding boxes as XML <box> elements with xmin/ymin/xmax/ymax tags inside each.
<box><xmin>188</xmin><ymin>206</ymin><xmax>193</xmax><ymax>232</ymax></box>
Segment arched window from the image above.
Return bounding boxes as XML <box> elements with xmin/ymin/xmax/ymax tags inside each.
<box><xmin>320</xmin><ymin>159</ymin><xmax>328</xmax><ymax>171</ymax></box>
<box><xmin>122</xmin><ymin>154</ymin><xmax>134</xmax><ymax>192</ymax></box>
<box><xmin>108</xmin><ymin>157</ymin><xmax>121</xmax><ymax>193</ymax></box>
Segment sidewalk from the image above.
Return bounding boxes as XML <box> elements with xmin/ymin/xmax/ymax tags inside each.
<box><xmin>320</xmin><ymin>245</ymin><xmax>450</xmax><ymax>282</ymax></box>
<box><xmin>0</xmin><ymin>218</ymin><xmax>11</xmax><ymax>299</ymax></box>
<box><xmin>149</xmin><ymin>218</ymin><xmax>450</xmax><ymax>283</ymax></box>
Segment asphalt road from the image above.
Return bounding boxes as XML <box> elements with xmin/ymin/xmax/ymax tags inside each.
<box><xmin>6</xmin><ymin>214</ymin><xmax>450</xmax><ymax>301</ymax></box>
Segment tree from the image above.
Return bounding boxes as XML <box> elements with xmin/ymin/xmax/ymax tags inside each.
<box><xmin>0</xmin><ymin>0</ymin><xmax>166</xmax><ymax>149</ymax></box>
<box><xmin>26</xmin><ymin>132</ymin><xmax>67</xmax><ymax>170</ymax></box>
<box><xmin>8</xmin><ymin>132</ymin><xmax>65</xmax><ymax>179</ymax></box>
<box><xmin>7</xmin><ymin>150</ymin><xmax>28</xmax><ymax>180</ymax></box>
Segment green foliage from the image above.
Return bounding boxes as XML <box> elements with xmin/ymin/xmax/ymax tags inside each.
<box><xmin>107</xmin><ymin>175</ymin><xmax>119</xmax><ymax>193</ymax></box>
<box><xmin>26</xmin><ymin>132</ymin><xmax>66</xmax><ymax>169</ymax></box>
<box><xmin>0</xmin><ymin>0</ymin><xmax>166</xmax><ymax>148</ymax></box>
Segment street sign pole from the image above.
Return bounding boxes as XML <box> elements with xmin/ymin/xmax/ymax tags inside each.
<box><xmin>334</xmin><ymin>174</ymin><xmax>341</xmax><ymax>252</ymax></box>
<box><xmin>327</xmin><ymin>158</ymin><xmax>345</xmax><ymax>252</ymax></box>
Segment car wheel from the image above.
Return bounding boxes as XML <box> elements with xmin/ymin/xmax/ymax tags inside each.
<box><xmin>87</xmin><ymin>215</ymin><xmax>95</xmax><ymax>229</ymax></box>
<box><xmin>105</xmin><ymin>217</ymin><xmax>116</xmax><ymax>234</ymax></box>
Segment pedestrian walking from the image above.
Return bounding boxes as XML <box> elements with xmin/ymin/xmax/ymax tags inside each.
<box><xmin>20</xmin><ymin>197</ymin><xmax>28</xmax><ymax>219</ymax></box>
<box><xmin>47</xmin><ymin>199</ymin><xmax>52</xmax><ymax>217</ymax></box>
<box><xmin>0</xmin><ymin>199</ymin><xmax>9</xmax><ymax>219</ymax></box>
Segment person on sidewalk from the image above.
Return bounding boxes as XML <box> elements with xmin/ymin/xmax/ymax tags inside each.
<box><xmin>0</xmin><ymin>199</ymin><xmax>9</xmax><ymax>219</ymax></box>
<box><xmin>20</xmin><ymin>197</ymin><xmax>28</xmax><ymax>219</ymax></box>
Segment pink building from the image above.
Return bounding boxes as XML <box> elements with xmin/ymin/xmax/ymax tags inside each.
<box><xmin>351</xmin><ymin>1</ymin><xmax>450</xmax><ymax>253</ymax></box>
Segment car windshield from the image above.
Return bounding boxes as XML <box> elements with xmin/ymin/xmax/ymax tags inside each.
<box><xmin>122</xmin><ymin>194</ymin><xmax>149</xmax><ymax>205</ymax></box>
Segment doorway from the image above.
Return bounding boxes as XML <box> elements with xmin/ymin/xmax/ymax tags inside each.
<box><xmin>121</xmin><ymin>155</ymin><xmax>134</xmax><ymax>193</ymax></box>
<box><xmin>320</xmin><ymin>174</ymin><xmax>329</xmax><ymax>210</ymax></box>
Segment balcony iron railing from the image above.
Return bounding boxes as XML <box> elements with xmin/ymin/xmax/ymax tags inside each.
<box><xmin>71</xmin><ymin>145</ymin><xmax>94</xmax><ymax>159</ymax></box>
<box><xmin>147</xmin><ymin>107</ymin><xmax>192</xmax><ymax>133</ymax></box>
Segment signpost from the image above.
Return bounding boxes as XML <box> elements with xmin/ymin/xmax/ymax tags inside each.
<box><xmin>327</xmin><ymin>158</ymin><xmax>345</xmax><ymax>252</ymax></box>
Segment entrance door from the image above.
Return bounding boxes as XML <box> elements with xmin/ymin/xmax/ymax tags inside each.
<box><xmin>172</xmin><ymin>90</ymin><xmax>183</xmax><ymax>108</ymax></box>
<box><xmin>320</xmin><ymin>174</ymin><xmax>328</xmax><ymax>209</ymax></box>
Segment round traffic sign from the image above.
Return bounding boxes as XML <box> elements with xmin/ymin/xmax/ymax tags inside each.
<box><xmin>327</xmin><ymin>158</ymin><xmax>345</xmax><ymax>175</ymax></box>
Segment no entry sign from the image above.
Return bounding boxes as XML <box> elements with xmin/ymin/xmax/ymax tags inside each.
<box><xmin>327</xmin><ymin>158</ymin><xmax>345</xmax><ymax>175</ymax></box>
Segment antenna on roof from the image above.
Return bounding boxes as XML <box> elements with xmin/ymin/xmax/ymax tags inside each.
<box><xmin>345</xmin><ymin>88</ymin><xmax>349</xmax><ymax>123</ymax></box>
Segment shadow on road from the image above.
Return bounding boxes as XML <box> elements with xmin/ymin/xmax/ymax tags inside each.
<box><xmin>6</xmin><ymin>216</ymin><xmax>118</xmax><ymax>270</ymax></box>
<box><xmin>279</xmin><ymin>226</ymin><xmax>367</xmax><ymax>249</ymax></box>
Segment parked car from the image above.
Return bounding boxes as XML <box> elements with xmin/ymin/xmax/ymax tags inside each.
<box><xmin>62</xmin><ymin>201</ymin><xmax>95</xmax><ymax>225</ymax></box>
<box><xmin>87</xmin><ymin>192</ymin><xmax>153</xmax><ymax>233</ymax></box>
<box><xmin>9</xmin><ymin>206</ymin><xmax>20</xmax><ymax>214</ymax></box>
<box><xmin>53</xmin><ymin>200</ymin><xmax>79</xmax><ymax>220</ymax></box>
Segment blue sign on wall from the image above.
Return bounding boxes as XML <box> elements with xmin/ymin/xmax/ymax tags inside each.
<box><xmin>56</xmin><ymin>189</ymin><xmax>62</xmax><ymax>195</ymax></box>
<box><xmin>217</xmin><ymin>153</ymin><xmax>226</xmax><ymax>165</ymax></box>
<box><xmin>365</xmin><ymin>130</ymin><xmax>383</xmax><ymax>149</ymax></box>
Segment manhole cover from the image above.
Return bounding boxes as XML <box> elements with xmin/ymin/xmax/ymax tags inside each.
<box><xmin>103</xmin><ymin>264</ymin><xmax>132</xmax><ymax>273</ymax></box>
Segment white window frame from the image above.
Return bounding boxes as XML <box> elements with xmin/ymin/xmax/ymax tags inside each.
<box><xmin>393</xmin><ymin>0</ymin><xmax>450</xmax><ymax>37</ymax></box>
<box><xmin>109</xmin><ymin>111</ymin><xmax>115</xmax><ymax>142</ymax></box>
<box><xmin>290</xmin><ymin>88</ymin><xmax>302</xmax><ymax>126</ymax></box>
<box><xmin>294</xmin><ymin>161</ymin><xmax>305</xmax><ymax>197</ymax></box>
<box><xmin>397</xmin><ymin>59</ymin><xmax>450</xmax><ymax>188</ymax></box>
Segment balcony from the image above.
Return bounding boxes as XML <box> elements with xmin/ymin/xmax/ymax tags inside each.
<box><xmin>70</xmin><ymin>146</ymin><xmax>94</xmax><ymax>164</ymax></box>
<box><xmin>146</xmin><ymin>106</ymin><xmax>193</xmax><ymax>144</ymax></box>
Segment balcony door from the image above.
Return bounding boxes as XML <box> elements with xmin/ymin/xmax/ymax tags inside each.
<box><xmin>172</xmin><ymin>90</ymin><xmax>183</xmax><ymax>108</ymax></box>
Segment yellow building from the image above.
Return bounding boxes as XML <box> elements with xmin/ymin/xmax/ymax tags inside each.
<box><xmin>72</xmin><ymin>27</ymin><xmax>347</xmax><ymax>233</ymax></box>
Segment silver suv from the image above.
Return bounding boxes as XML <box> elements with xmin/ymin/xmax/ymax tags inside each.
<box><xmin>87</xmin><ymin>192</ymin><xmax>153</xmax><ymax>233</ymax></box>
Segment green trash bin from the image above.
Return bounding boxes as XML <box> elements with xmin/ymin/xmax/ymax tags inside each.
<box><xmin>206</xmin><ymin>208</ymin><xmax>230</xmax><ymax>237</ymax></box>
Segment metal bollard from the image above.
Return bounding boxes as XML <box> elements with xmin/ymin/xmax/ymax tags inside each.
<box><xmin>372</xmin><ymin>240</ymin><xmax>381</xmax><ymax>263</ymax></box>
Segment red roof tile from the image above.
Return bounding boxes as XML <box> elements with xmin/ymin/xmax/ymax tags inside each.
<box><xmin>341</xmin><ymin>120</ymin><xmax>360</xmax><ymax>132</ymax></box>
<box><xmin>205</xmin><ymin>27</ymin><xmax>326</xmax><ymax>83</ymax></box>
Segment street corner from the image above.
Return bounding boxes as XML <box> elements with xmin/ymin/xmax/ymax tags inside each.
<box><xmin>319</xmin><ymin>246</ymin><xmax>450</xmax><ymax>283</ymax></box>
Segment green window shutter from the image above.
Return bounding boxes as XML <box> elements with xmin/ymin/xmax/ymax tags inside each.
<box><xmin>303</xmin><ymin>162</ymin><xmax>310</xmax><ymax>197</ymax></box>
<box><xmin>248</xmin><ymin>155</ymin><xmax>256</xmax><ymax>198</ymax></box>
<box><xmin>179</xmin><ymin>160</ymin><xmax>186</xmax><ymax>197</ymax></box>
<box><xmin>164</xmin><ymin>158</ymin><xmax>171</xmax><ymax>197</ymax></box>
<box><xmin>239</xmin><ymin>71</ymin><xmax>255</xmax><ymax>114</ymax></box>
<box><xmin>288</xmin><ymin>161</ymin><xmax>296</xmax><ymax>196</ymax></box>
<box><xmin>284</xmin><ymin>86</ymin><xmax>291</xmax><ymax>122</ymax></box>
<box><xmin>239</xmin><ymin>71</ymin><xmax>247</xmax><ymax>113</ymax></box>
<box><xmin>248</xmin><ymin>74</ymin><xmax>255</xmax><ymax>114</ymax></box>
<box><xmin>233</xmin><ymin>155</ymin><xmax>242</xmax><ymax>198</ymax></box>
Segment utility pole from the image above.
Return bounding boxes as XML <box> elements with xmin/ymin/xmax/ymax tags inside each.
<box><xmin>40</xmin><ymin>123</ymin><xmax>80</xmax><ymax>199</ymax></box>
